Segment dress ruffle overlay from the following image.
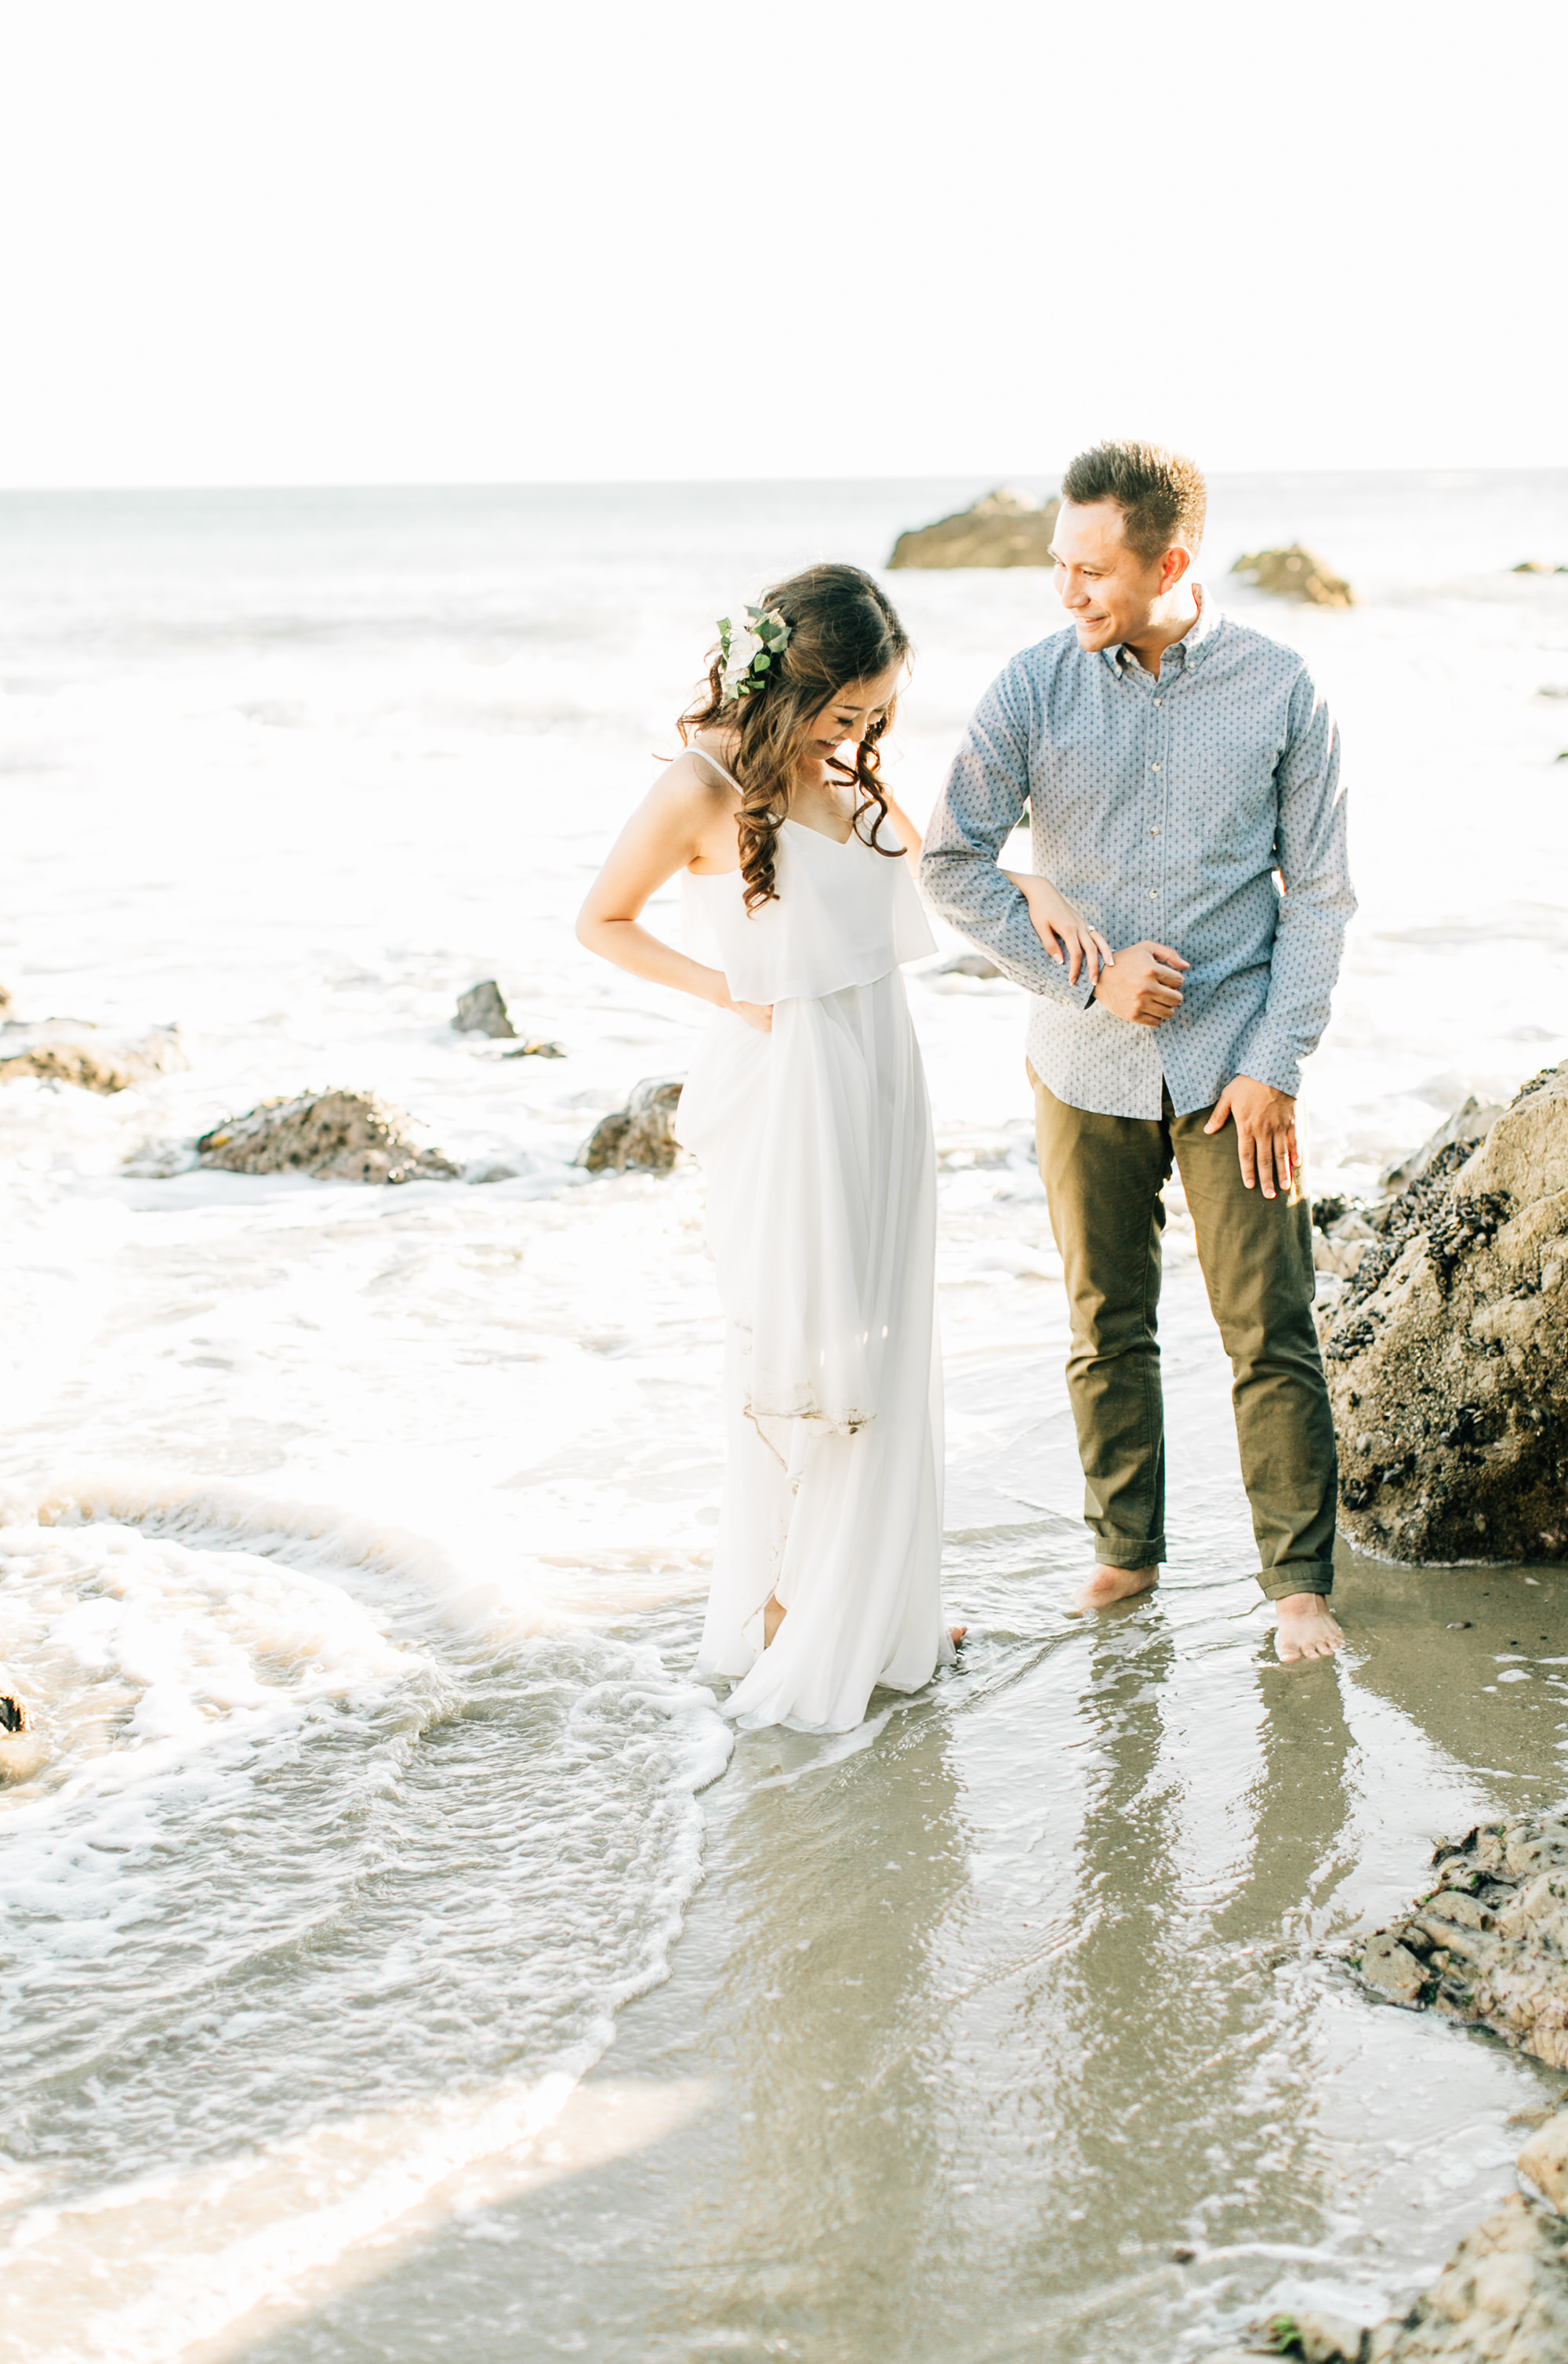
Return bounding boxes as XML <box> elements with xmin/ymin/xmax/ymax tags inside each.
<box><xmin>674</xmin><ymin>803</ymin><xmax>952</xmax><ymax>1733</ymax></box>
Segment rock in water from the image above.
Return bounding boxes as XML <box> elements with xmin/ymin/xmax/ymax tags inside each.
<box><xmin>1319</xmin><ymin>1062</ymin><xmax>1568</xmax><ymax>1563</ymax></box>
<box><xmin>1356</xmin><ymin>1812</ymin><xmax>1568</xmax><ymax>2064</ymax></box>
<box><xmin>1210</xmin><ymin>2195</ymin><xmax>1568</xmax><ymax>2361</ymax></box>
<box><xmin>1229</xmin><ymin>545</ymin><xmax>1355</xmax><ymax>608</ymax></box>
<box><xmin>197</xmin><ymin>1091</ymin><xmax>459</xmax><ymax>1183</ymax></box>
<box><xmin>0</xmin><ymin>1020</ymin><xmax>187</xmax><ymax>1095</ymax></box>
<box><xmin>453</xmin><ymin>980</ymin><xmax>516</xmax><ymax>1038</ymax></box>
<box><xmin>579</xmin><ymin>1077</ymin><xmax>684</xmax><ymax>1175</ymax></box>
<box><xmin>936</xmin><ymin>952</ymin><xmax>1004</xmax><ymax>980</ymax></box>
<box><xmin>887</xmin><ymin>488</ymin><xmax>1061</xmax><ymax>571</ymax></box>
<box><xmin>0</xmin><ymin>1693</ymin><xmax>45</xmax><ymax>1784</ymax></box>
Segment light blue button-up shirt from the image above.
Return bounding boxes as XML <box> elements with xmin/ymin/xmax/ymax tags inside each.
<box><xmin>919</xmin><ymin>594</ymin><xmax>1356</xmax><ymax>1120</ymax></box>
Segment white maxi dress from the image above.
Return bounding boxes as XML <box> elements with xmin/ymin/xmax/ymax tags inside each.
<box><xmin>675</xmin><ymin>764</ymin><xmax>952</xmax><ymax>1734</ymax></box>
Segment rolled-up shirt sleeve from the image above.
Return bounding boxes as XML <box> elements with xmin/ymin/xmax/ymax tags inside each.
<box><xmin>919</xmin><ymin>665</ymin><xmax>1096</xmax><ymax>1008</ymax></box>
<box><xmin>1232</xmin><ymin>666</ymin><xmax>1357</xmax><ymax>1097</ymax></box>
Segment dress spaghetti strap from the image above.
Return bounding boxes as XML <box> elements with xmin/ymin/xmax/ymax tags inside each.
<box><xmin>689</xmin><ymin>744</ymin><xmax>744</xmax><ymax>795</ymax></box>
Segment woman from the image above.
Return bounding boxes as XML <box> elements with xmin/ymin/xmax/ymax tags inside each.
<box><xmin>578</xmin><ymin>564</ymin><xmax>1108</xmax><ymax>1733</ymax></box>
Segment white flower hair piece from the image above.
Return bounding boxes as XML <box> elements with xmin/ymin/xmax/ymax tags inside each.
<box><xmin>717</xmin><ymin>603</ymin><xmax>791</xmax><ymax>702</ymax></box>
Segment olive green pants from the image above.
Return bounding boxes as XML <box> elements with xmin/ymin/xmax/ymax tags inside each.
<box><xmin>1029</xmin><ymin>1068</ymin><xmax>1337</xmax><ymax>1600</ymax></box>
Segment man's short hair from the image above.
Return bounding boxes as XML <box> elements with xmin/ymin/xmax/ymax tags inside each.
<box><xmin>1059</xmin><ymin>441</ymin><xmax>1207</xmax><ymax>562</ymax></box>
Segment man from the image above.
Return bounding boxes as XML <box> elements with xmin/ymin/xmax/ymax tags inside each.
<box><xmin>920</xmin><ymin>440</ymin><xmax>1354</xmax><ymax>1661</ymax></box>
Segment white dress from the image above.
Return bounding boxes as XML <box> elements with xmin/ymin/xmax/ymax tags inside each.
<box><xmin>674</xmin><ymin>756</ymin><xmax>952</xmax><ymax>1733</ymax></box>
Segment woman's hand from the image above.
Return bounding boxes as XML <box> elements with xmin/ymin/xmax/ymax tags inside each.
<box><xmin>1004</xmin><ymin>872</ymin><xmax>1116</xmax><ymax>987</ymax></box>
<box><xmin>727</xmin><ymin>997</ymin><xmax>773</xmax><ymax>1033</ymax></box>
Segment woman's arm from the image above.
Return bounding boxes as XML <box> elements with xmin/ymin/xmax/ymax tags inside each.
<box><xmin>1000</xmin><ymin>869</ymin><xmax>1115</xmax><ymax>988</ymax></box>
<box><xmin>879</xmin><ymin>787</ymin><xmax>924</xmax><ymax>860</ymax></box>
<box><xmin>575</xmin><ymin>763</ymin><xmax>773</xmax><ymax>1032</ymax></box>
<box><xmin>884</xmin><ymin>782</ymin><xmax>1109</xmax><ymax>986</ymax></box>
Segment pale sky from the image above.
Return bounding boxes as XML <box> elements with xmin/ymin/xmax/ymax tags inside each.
<box><xmin>2</xmin><ymin>0</ymin><xmax>1563</xmax><ymax>488</ymax></box>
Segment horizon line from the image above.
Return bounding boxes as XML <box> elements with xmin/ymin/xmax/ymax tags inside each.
<box><xmin>3</xmin><ymin>463</ymin><xmax>1567</xmax><ymax>499</ymax></box>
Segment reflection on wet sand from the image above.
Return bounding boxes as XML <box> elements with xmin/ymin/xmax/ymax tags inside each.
<box><xmin>233</xmin><ymin>1567</ymin><xmax>1568</xmax><ymax>2364</ymax></box>
<box><xmin>652</xmin><ymin>1711</ymin><xmax>968</xmax><ymax>2355</ymax></box>
<box><xmin>1216</xmin><ymin>1644</ymin><xmax>1356</xmax><ymax>1947</ymax></box>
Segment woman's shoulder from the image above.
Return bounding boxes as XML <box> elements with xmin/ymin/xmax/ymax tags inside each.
<box><xmin>666</xmin><ymin>735</ymin><xmax>743</xmax><ymax>808</ymax></box>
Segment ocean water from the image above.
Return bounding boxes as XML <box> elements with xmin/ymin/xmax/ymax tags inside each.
<box><xmin>3</xmin><ymin>474</ymin><xmax>1568</xmax><ymax>2362</ymax></box>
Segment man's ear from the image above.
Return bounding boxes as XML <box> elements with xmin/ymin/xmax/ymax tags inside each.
<box><xmin>1160</xmin><ymin>543</ymin><xmax>1195</xmax><ymax>595</ymax></box>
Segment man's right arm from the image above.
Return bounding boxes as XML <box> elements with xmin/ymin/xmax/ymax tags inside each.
<box><xmin>918</xmin><ymin>664</ymin><xmax>1096</xmax><ymax>1008</ymax></box>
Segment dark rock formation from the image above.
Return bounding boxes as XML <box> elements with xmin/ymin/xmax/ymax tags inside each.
<box><xmin>197</xmin><ymin>1091</ymin><xmax>459</xmax><ymax>1184</ymax></box>
<box><xmin>1356</xmin><ymin>1812</ymin><xmax>1568</xmax><ymax>2063</ymax></box>
<box><xmin>453</xmin><ymin>980</ymin><xmax>515</xmax><ymax>1038</ymax></box>
<box><xmin>1230</xmin><ymin>545</ymin><xmax>1356</xmax><ymax>608</ymax></box>
<box><xmin>0</xmin><ymin>1020</ymin><xmax>187</xmax><ymax>1094</ymax></box>
<box><xmin>452</xmin><ymin>980</ymin><xmax>564</xmax><ymax>1055</ymax></box>
<box><xmin>1317</xmin><ymin>1063</ymin><xmax>1568</xmax><ymax>1563</ymax></box>
<box><xmin>887</xmin><ymin>488</ymin><xmax>1061</xmax><ymax>571</ymax></box>
<box><xmin>0</xmin><ymin>1692</ymin><xmax>44</xmax><ymax>1783</ymax></box>
<box><xmin>579</xmin><ymin>1077</ymin><xmax>684</xmax><ymax>1175</ymax></box>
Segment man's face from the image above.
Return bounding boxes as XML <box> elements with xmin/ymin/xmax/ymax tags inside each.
<box><xmin>1051</xmin><ymin>499</ymin><xmax>1177</xmax><ymax>654</ymax></box>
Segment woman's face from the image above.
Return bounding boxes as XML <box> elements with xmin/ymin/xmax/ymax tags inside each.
<box><xmin>808</xmin><ymin>662</ymin><xmax>906</xmax><ymax>761</ymax></box>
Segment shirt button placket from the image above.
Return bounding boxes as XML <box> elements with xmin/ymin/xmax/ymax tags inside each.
<box><xmin>1150</xmin><ymin>692</ymin><xmax>1167</xmax><ymax>914</ymax></box>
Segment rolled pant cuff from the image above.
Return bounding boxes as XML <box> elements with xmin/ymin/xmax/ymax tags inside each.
<box><xmin>1091</xmin><ymin>1540</ymin><xmax>1166</xmax><ymax>1571</ymax></box>
<box><xmin>1257</xmin><ymin>1564</ymin><xmax>1335</xmax><ymax>1603</ymax></box>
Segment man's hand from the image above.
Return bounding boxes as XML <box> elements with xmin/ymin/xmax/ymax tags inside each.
<box><xmin>1092</xmin><ymin>942</ymin><xmax>1189</xmax><ymax>1028</ymax></box>
<box><xmin>1205</xmin><ymin>1076</ymin><xmax>1298</xmax><ymax>1198</ymax></box>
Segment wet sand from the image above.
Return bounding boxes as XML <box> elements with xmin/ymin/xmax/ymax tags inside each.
<box><xmin>212</xmin><ymin>1257</ymin><xmax>1568</xmax><ymax>2364</ymax></box>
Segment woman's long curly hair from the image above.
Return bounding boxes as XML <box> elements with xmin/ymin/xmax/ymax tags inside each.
<box><xmin>677</xmin><ymin>563</ymin><xmax>911</xmax><ymax>913</ymax></box>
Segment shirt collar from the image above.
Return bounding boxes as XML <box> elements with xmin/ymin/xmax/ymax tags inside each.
<box><xmin>1103</xmin><ymin>583</ymin><xmax>1220</xmax><ymax>679</ymax></box>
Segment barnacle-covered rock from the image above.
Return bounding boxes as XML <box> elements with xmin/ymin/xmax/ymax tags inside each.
<box><xmin>196</xmin><ymin>1090</ymin><xmax>459</xmax><ymax>1184</ymax></box>
<box><xmin>1318</xmin><ymin>1062</ymin><xmax>1568</xmax><ymax>1563</ymax></box>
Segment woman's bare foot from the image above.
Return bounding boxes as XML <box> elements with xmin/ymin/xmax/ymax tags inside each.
<box><xmin>1273</xmin><ymin>1592</ymin><xmax>1345</xmax><ymax>1661</ymax></box>
<box><xmin>1070</xmin><ymin>1564</ymin><xmax>1159</xmax><ymax>1614</ymax></box>
<box><xmin>762</xmin><ymin>1595</ymin><xmax>787</xmax><ymax>1648</ymax></box>
<box><xmin>949</xmin><ymin>1625</ymin><xmax>967</xmax><ymax>1648</ymax></box>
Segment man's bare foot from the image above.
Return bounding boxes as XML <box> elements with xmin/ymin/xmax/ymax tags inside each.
<box><xmin>1070</xmin><ymin>1564</ymin><xmax>1159</xmax><ymax>1614</ymax></box>
<box><xmin>1273</xmin><ymin>1592</ymin><xmax>1345</xmax><ymax>1661</ymax></box>
<box><xmin>763</xmin><ymin>1596</ymin><xmax>786</xmax><ymax>1648</ymax></box>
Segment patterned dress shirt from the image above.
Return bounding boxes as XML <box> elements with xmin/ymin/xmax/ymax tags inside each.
<box><xmin>918</xmin><ymin>591</ymin><xmax>1356</xmax><ymax>1120</ymax></box>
